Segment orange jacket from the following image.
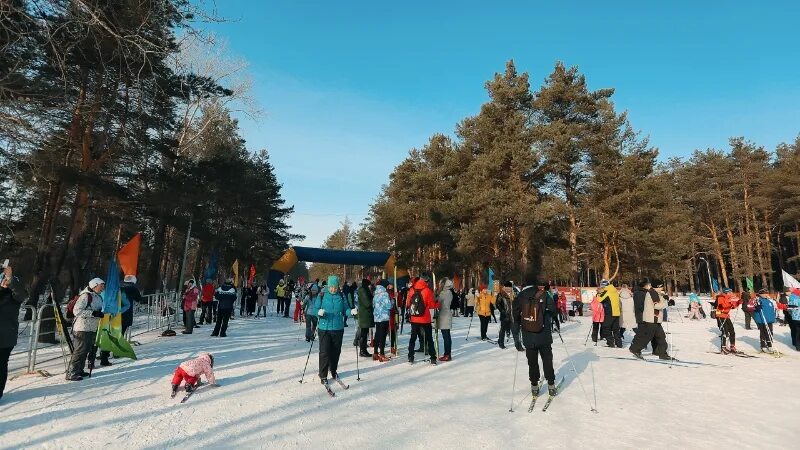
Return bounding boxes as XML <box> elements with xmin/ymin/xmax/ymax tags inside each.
<box><xmin>405</xmin><ymin>279</ymin><xmax>439</xmax><ymax>324</ymax></box>
<box><xmin>715</xmin><ymin>293</ymin><xmax>739</xmax><ymax>319</ymax></box>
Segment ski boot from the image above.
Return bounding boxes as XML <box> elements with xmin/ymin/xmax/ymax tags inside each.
<box><xmin>185</xmin><ymin>384</ymin><xmax>194</xmax><ymax>393</ymax></box>
<box><xmin>630</xmin><ymin>349</ymin><xmax>644</xmax><ymax>360</ymax></box>
<box><xmin>100</xmin><ymin>358</ymin><xmax>113</xmax><ymax>367</ymax></box>
<box><xmin>171</xmin><ymin>384</ymin><xmax>180</xmax><ymax>398</ymax></box>
<box><xmin>548</xmin><ymin>383</ymin><xmax>558</xmax><ymax>397</ymax></box>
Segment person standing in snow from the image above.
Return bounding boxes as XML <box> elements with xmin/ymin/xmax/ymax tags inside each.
<box><xmin>618</xmin><ymin>284</ymin><xmax>637</xmax><ymax>339</ymax></box>
<box><xmin>406</xmin><ymin>274</ymin><xmax>439</xmax><ymax>364</ymax></box>
<box><xmin>687</xmin><ymin>292</ymin><xmax>703</xmax><ymax>320</ymax></box>
<box><xmin>465</xmin><ymin>288</ymin><xmax>476</xmax><ymax>317</ymax></box>
<box><xmin>181</xmin><ymin>280</ymin><xmax>200</xmax><ymax>334</ymax></box>
<box><xmin>256</xmin><ymin>285</ymin><xmax>269</xmax><ymax>318</ymax></box>
<box><xmin>66</xmin><ymin>278</ymin><xmax>105</xmax><ymax>381</ymax></box>
<box><xmin>171</xmin><ymin>352</ymin><xmax>218</xmax><ymax>396</ymax></box>
<box><xmin>119</xmin><ymin>275</ymin><xmax>138</xmax><ymax>337</ymax></box>
<box><xmin>629</xmin><ymin>279</ymin><xmax>672</xmax><ymax>360</ymax></box>
<box><xmin>436</xmin><ymin>278</ymin><xmax>454</xmax><ymax>361</ymax></box>
<box><xmin>312</xmin><ymin>276</ymin><xmax>352</xmax><ymax>384</ymax></box>
<box><xmin>199</xmin><ymin>279</ymin><xmax>216</xmax><ymax>323</ymax></box>
<box><xmin>1</xmin><ymin>264</ymin><xmax>22</xmax><ymax>400</ymax></box>
<box><xmin>787</xmin><ymin>289</ymin><xmax>800</xmax><ymax>351</ymax></box>
<box><xmin>275</xmin><ymin>280</ymin><xmax>286</xmax><ymax>317</ymax></box>
<box><xmin>303</xmin><ymin>284</ymin><xmax>320</xmax><ymax>342</ymax></box>
<box><xmin>211</xmin><ymin>279</ymin><xmax>236</xmax><ymax>337</ymax></box>
<box><xmin>372</xmin><ymin>284</ymin><xmax>392</xmax><ymax>361</ymax></box>
<box><xmin>496</xmin><ymin>282</ymin><xmax>514</xmax><ymax>349</ymax></box>
<box><xmin>356</xmin><ymin>279</ymin><xmax>375</xmax><ymax>358</ymax></box>
<box><xmin>475</xmin><ymin>286</ymin><xmax>495</xmax><ymax>341</ymax></box>
<box><xmin>748</xmin><ymin>289</ymin><xmax>777</xmax><ymax>352</ymax></box>
<box><xmin>598</xmin><ymin>280</ymin><xmax>622</xmax><ymax>348</ymax></box>
<box><xmin>714</xmin><ymin>288</ymin><xmax>740</xmax><ymax>353</ymax></box>
<box><xmin>590</xmin><ymin>293</ymin><xmax>604</xmax><ymax>344</ymax></box>
<box><xmin>741</xmin><ymin>288</ymin><xmax>753</xmax><ymax>330</ymax></box>
<box><xmin>514</xmin><ymin>284</ymin><xmax>559</xmax><ymax>397</ymax></box>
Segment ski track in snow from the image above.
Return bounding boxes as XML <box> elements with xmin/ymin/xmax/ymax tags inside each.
<box><xmin>1</xmin><ymin>303</ymin><xmax>797</xmax><ymax>449</ymax></box>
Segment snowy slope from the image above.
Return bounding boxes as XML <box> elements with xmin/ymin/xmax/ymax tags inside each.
<box><xmin>1</xmin><ymin>301</ymin><xmax>796</xmax><ymax>450</ymax></box>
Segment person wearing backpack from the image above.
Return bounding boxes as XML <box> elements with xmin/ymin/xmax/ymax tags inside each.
<box><xmin>1</xmin><ymin>264</ymin><xmax>23</xmax><ymax>400</ymax></box>
<box><xmin>66</xmin><ymin>278</ymin><xmax>105</xmax><ymax>381</ymax></box>
<box><xmin>406</xmin><ymin>274</ymin><xmax>439</xmax><ymax>365</ymax></box>
<box><xmin>513</xmin><ymin>283</ymin><xmax>559</xmax><ymax>397</ymax></box>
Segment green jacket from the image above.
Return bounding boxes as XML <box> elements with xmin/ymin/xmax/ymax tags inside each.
<box><xmin>357</xmin><ymin>287</ymin><xmax>375</xmax><ymax>328</ymax></box>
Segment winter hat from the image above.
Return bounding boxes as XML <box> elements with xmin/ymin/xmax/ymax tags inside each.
<box><xmin>89</xmin><ymin>278</ymin><xmax>105</xmax><ymax>289</ymax></box>
<box><xmin>327</xmin><ymin>275</ymin><xmax>339</xmax><ymax>288</ymax></box>
<box><xmin>600</xmin><ymin>279</ymin><xmax>609</xmax><ymax>288</ymax></box>
<box><xmin>723</xmin><ymin>288</ymin><xmax>733</xmax><ymax>293</ymax></box>
<box><xmin>123</xmin><ymin>275</ymin><xmax>137</xmax><ymax>284</ymax></box>
<box><xmin>311</xmin><ymin>284</ymin><xmax>319</xmax><ymax>293</ymax></box>
<box><xmin>758</xmin><ymin>288</ymin><xmax>769</xmax><ymax>295</ymax></box>
<box><xmin>503</xmin><ymin>281</ymin><xmax>513</xmax><ymax>288</ymax></box>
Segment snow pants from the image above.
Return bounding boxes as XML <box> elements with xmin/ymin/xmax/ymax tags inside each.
<box><xmin>408</xmin><ymin>323</ymin><xmax>436</xmax><ymax>362</ymax></box>
<box><xmin>441</xmin><ymin>329</ymin><xmax>451</xmax><ymax>356</ymax></box>
<box><xmin>479</xmin><ymin>315</ymin><xmax>490</xmax><ymax>339</ymax></box>
<box><xmin>199</xmin><ymin>301</ymin><xmax>215</xmax><ymax>324</ymax></box>
<box><xmin>716</xmin><ymin>318</ymin><xmax>735</xmax><ymax>347</ymax></box>
<box><xmin>374</xmin><ymin>321</ymin><xmax>389</xmax><ymax>356</ymax></box>
<box><xmin>212</xmin><ymin>310</ymin><xmax>231</xmax><ymax>336</ymax></box>
<box><xmin>67</xmin><ymin>331</ymin><xmax>95</xmax><ymax>379</ymax></box>
<box><xmin>305</xmin><ymin>315</ymin><xmax>318</xmax><ymax>341</ymax></box>
<box><xmin>318</xmin><ymin>329</ymin><xmax>344</xmax><ymax>379</ymax></box>
<box><xmin>591</xmin><ymin>322</ymin><xmax>602</xmax><ymax>343</ymax></box>
<box><xmin>757</xmin><ymin>322</ymin><xmax>773</xmax><ymax>348</ymax></box>
<box><xmin>498</xmin><ymin>321</ymin><xmax>512</xmax><ymax>347</ymax></box>
<box><xmin>293</xmin><ymin>301</ymin><xmax>303</xmax><ymax>322</ymax></box>
<box><xmin>630</xmin><ymin>322</ymin><xmax>668</xmax><ymax>356</ymax></box>
<box><xmin>744</xmin><ymin>311</ymin><xmax>753</xmax><ymax>330</ymax></box>
<box><xmin>525</xmin><ymin>343</ymin><xmax>555</xmax><ymax>386</ymax></box>
<box><xmin>603</xmin><ymin>316</ymin><xmax>622</xmax><ymax>347</ymax></box>
<box><xmin>183</xmin><ymin>308</ymin><xmax>195</xmax><ymax>333</ymax></box>
<box><xmin>510</xmin><ymin>322</ymin><xmax>522</xmax><ymax>349</ymax></box>
<box><xmin>790</xmin><ymin>319</ymin><xmax>800</xmax><ymax>348</ymax></box>
<box><xmin>0</xmin><ymin>346</ymin><xmax>11</xmax><ymax>400</ymax></box>
<box><xmin>171</xmin><ymin>366</ymin><xmax>198</xmax><ymax>387</ymax></box>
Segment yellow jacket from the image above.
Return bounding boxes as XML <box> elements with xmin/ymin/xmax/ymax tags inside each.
<box><xmin>476</xmin><ymin>291</ymin><xmax>496</xmax><ymax>317</ymax></box>
<box><xmin>598</xmin><ymin>285</ymin><xmax>621</xmax><ymax>317</ymax></box>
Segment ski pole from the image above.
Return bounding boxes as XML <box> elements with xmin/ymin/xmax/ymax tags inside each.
<box><xmin>356</xmin><ymin>328</ymin><xmax>361</xmax><ymax>381</ymax></box>
<box><xmin>465</xmin><ymin>313</ymin><xmax>474</xmax><ymax>341</ymax></box>
<box><xmin>299</xmin><ymin>325</ymin><xmax>318</xmax><ymax>383</ymax></box>
<box><xmin>583</xmin><ymin>322</ymin><xmax>592</xmax><ymax>346</ymax></box>
<box><xmin>509</xmin><ymin>344</ymin><xmax>520</xmax><ymax>412</ymax></box>
<box><xmin>555</xmin><ymin>329</ymin><xmax>598</xmax><ymax>413</ymax></box>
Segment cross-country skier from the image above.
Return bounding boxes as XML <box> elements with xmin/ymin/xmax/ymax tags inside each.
<box><xmin>629</xmin><ymin>278</ymin><xmax>672</xmax><ymax>360</ymax></box>
<box><xmin>171</xmin><ymin>352</ymin><xmax>218</xmax><ymax>396</ymax></box>
<box><xmin>311</xmin><ymin>275</ymin><xmax>353</xmax><ymax>384</ymax></box>
<box><xmin>513</xmin><ymin>284</ymin><xmax>559</xmax><ymax>398</ymax></box>
<box><xmin>475</xmin><ymin>286</ymin><xmax>495</xmax><ymax>341</ymax></box>
<box><xmin>714</xmin><ymin>288</ymin><xmax>740</xmax><ymax>353</ymax></box>
<box><xmin>372</xmin><ymin>284</ymin><xmax>393</xmax><ymax>362</ymax></box>
<box><xmin>747</xmin><ymin>288</ymin><xmax>777</xmax><ymax>352</ymax></box>
<box><xmin>356</xmin><ymin>279</ymin><xmax>375</xmax><ymax>358</ymax></box>
<box><xmin>406</xmin><ymin>274</ymin><xmax>439</xmax><ymax>364</ymax></box>
<box><xmin>496</xmin><ymin>282</ymin><xmax>514</xmax><ymax>349</ymax></box>
<box><xmin>302</xmin><ymin>284</ymin><xmax>320</xmax><ymax>342</ymax></box>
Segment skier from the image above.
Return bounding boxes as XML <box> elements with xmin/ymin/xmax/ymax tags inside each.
<box><xmin>619</xmin><ymin>284</ymin><xmax>636</xmax><ymax>339</ymax></box>
<box><xmin>356</xmin><ymin>279</ymin><xmax>375</xmax><ymax>358</ymax></box>
<box><xmin>406</xmin><ymin>274</ymin><xmax>439</xmax><ymax>364</ymax></box>
<box><xmin>590</xmin><ymin>293</ymin><xmax>604</xmax><ymax>344</ymax></box>
<box><xmin>748</xmin><ymin>288</ymin><xmax>777</xmax><ymax>352</ymax></box>
<box><xmin>211</xmin><ymin>278</ymin><xmax>237</xmax><ymax>337</ymax></box>
<box><xmin>714</xmin><ymin>288</ymin><xmax>740</xmax><ymax>353</ymax></box>
<box><xmin>181</xmin><ymin>280</ymin><xmax>200</xmax><ymax>334</ymax></box>
<box><xmin>311</xmin><ymin>275</ymin><xmax>353</xmax><ymax>385</ymax></box>
<box><xmin>629</xmin><ymin>278</ymin><xmax>672</xmax><ymax>360</ymax></box>
<box><xmin>598</xmin><ymin>280</ymin><xmax>622</xmax><ymax>348</ymax></box>
<box><xmin>303</xmin><ymin>284</ymin><xmax>320</xmax><ymax>342</ymax></box>
<box><xmin>171</xmin><ymin>352</ymin><xmax>219</xmax><ymax>397</ymax></box>
<box><xmin>437</xmin><ymin>278</ymin><xmax>454</xmax><ymax>361</ymax></box>
<box><xmin>372</xmin><ymin>284</ymin><xmax>392</xmax><ymax>362</ymax></box>
<box><xmin>513</xmin><ymin>284</ymin><xmax>559</xmax><ymax>399</ymax></box>
<box><xmin>496</xmin><ymin>282</ymin><xmax>514</xmax><ymax>349</ymax></box>
<box><xmin>66</xmin><ymin>278</ymin><xmax>105</xmax><ymax>381</ymax></box>
<box><xmin>475</xmin><ymin>286</ymin><xmax>495</xmax><ymax>341</ymax></box>
<box><xmin>0</xmin><ymin>263</ymin><xmax>22</xmax><ymax>400</ymax></box>
<box><xmin>788</xmin><ymin>288</ymin><xmax>800</xmax><ymax>351</ymax></box>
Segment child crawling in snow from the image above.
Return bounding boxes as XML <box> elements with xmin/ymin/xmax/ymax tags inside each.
<box><xmin>171</xmin><ymin>352</ymin><xmax>219</xmax><ymax>397</ymax></box>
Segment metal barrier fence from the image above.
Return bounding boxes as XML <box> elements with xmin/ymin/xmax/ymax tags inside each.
<box><xmin>8</xmin><ymin>291</ymin><xmax>180</xmax><ymax>378</ymax></box>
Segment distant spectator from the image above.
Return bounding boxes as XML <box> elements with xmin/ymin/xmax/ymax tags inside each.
<box><xmin>1</xmin><ymin>264</ymin><xmax>23</xmax><ymax>400</ymax></box>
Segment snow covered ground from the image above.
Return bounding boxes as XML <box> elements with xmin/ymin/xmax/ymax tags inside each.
<box><xmin>1</xmin><ymin>299</ymin><xmax>797</xmax><ymax>450</ymax></box>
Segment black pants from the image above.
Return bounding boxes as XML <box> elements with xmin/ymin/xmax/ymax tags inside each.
<box><xmin>757</xmin><ymin>322</ymin><xmax>774</xmax><ymax>348</ymax></box>
<box><xmin>408</xmin><ymin>323</ymin><xmax>436</xmax><ymax>361</ymax></box>
<box><xmin>441</xmin><ymin>329</ymin><xmax>451</xmax><ymax>356</ymax></box>
<box><xmin>716</xmin><ymin>318</ymin><xmax>736</xmax><ymax>347</ymax></box>
<box><xmin>67</xmin><ymin>331</ymin><xmax>96</xmax><ymax>378</ymax></box>
<box><xmin>510</xmin><ymin>322</ymin><xmax>522</xmax><ymax>349</ymax></box>
<box><xmin>199</xmin><ymin>302</ymin><xmax>214</xmax><ymax>324</ymax></box>
<box><xmin>603</xmin><ymin>316</ymin><xmax>622</xmax><ymax>347</ymax></box>
<box><xmin>183</xmin><ymin>309</ymin><xmax>195</xmax><ymax>333</ymax></box>
<box><xmin>305</xmin><ymin>315</ymin><xmax>318</xmax><ymax>341</ymax></box>
<box><xmin>498</xmin><ymin>321</ymin><xmax>511</xmax><ymax>347</ymax></box>
<box><xmin>466</xmin><ymin>306</ymin><xmax>474</xmax><ymax>317</ymax></box>
<box><xmin>630</xmin><ymin>322</ymin><xmax>668</xmax><ymax>356</ymax></box>
<box><xmin>525</xmin><ymin>343</ymin><xmax>555</xmax><ymax>386</ymax></box>
<box><xmin>479</xmin><ymin>315</ymin><xmax>490</xmax><ymax>339</ymax></box>
<box><xmin>318</xmin><ymin>329</ymin><xmax>344</xmax><ymax>379</ymax></box>
<box><xmin>213</xmin><ymin>310</ymin><xmax>232</xmax><ymax>336</ymax></box>
<box><xmin>744</xmin><ymin>311</ymin><xmax>753</xmax><ymax>329</ymax></box>
<box><xmin>276</xmin><ymin>297</ymin><xmax>285</xmax><ymax>314</ymax></box>
<box><xmin>359</xmin><ymin>327</ymin><xmax>370</xmax><ymax>353</ymax></box>
<box><xmin>790</xmin><ymin>319</ymin><xmax>800</xmax><ymax>348</ymax></box>
<box><xmin>375</xmin><ymin>321</ymin><xmax>389</xmax><ymax>355</ymax></box>
<box><xmin>591</xmin><ymin>322</ymin><xmax>602</xmax><ymax>342</ymax></box>
<box><xmin>283</xmin><ymin>299</ymin><xmax>291</xmax><ymax>317</ymax></box>
<box><xmin>0</xmin><ymin>346</ymin><xmax>11</xmax><ymax>400</ymax></box>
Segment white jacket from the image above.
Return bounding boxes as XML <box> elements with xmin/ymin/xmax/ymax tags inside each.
<box><xmin>619</xmin><ymin>288</ymin><xmax>637</xmax><ymax>329</ymax></box>
<box><xmin>73</xmin><ymin>288</ymin><xmax>103</xmax><ymax>332</ymax></box>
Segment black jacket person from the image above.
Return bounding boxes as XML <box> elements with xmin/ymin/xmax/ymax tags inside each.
<box><xmin>513</xmin><ymin>284</ymin><xmax>559</xmax><ymax>394</ymax></box>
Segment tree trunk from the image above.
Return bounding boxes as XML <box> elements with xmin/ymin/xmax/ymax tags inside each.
<box><xmin>707</xmin><ymin>220</ymin><xmax>729</xmax><ymax>289</ymax></box>
<box><xmin>724</xmin><ymin>216</ymin><xmax>743</xmax><ymax>291</ymax></box>
<box><xmin>752</xmin><ymin>211</ymin><xmax>768</xmax><ymax>289</ymax></box>
<box><xmin>687</xmin><ymin>258</ymin><xmax>696</xmax><ymax>292</ymax></box>
<box><xmin>568</xmin><ymin>209</ymin><xmax>578</xmax><ymax>286</ymax></box>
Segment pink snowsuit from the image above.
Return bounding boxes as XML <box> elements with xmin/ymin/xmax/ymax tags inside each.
<box><xmin>172</xmin><ymin>353</ymin><xmax>216</xmax><ymax>386</ymax></box>
<box><xmin>590</xmin><ymin>297</ymin><xmax>605</xmax><ymax>323</ymax></box>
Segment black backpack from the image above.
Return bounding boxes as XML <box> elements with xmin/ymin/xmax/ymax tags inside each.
<box><xmin>520</xmin><ymin>293</ymin><xmax>545</xmax><ymax>333</ymax></box>
<box><xmin>409</xmin><ymin>289</ymin><xmax>426</xmax><ymax>317</ymax></box>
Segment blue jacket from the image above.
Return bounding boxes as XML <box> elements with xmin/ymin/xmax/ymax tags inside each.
<box><xmin>688</xmin><ymin>293</ymin><xmax>701</xmax><ymax>304</ymax></box>
<box><xmin>311</xmin><ymin>290</ymin><xmax>352</xmax><ymax>331</ymax></box>
<box><xmin>372</xmin><ymin>285</ymin><xmax>392</xmax><ymax>323</ymax></box>
<box><xmin>751</xmin><ymin>296</ymin><xmax>777</xmax><ymax>324</ymax></box>
<box><xmin>788</xmin><ymin>293</ymin><xmax>800</xmax><ymax>321</ymax></box>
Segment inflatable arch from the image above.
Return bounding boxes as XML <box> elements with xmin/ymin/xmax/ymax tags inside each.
<box><xmin>268</xmin><ymin>246</ymin><xmax>409</xmax><ymax>298</ymax></box>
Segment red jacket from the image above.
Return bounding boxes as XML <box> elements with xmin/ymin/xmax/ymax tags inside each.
<box><xmin>715</xmin><ymin>293</ymin><xmax>739</xmax><ymax>319</ymax></box>
<box><xmin>201</xmin><ymin>283</ymin><xmax>214</xmax><ymax>303</ymax></box>
<box><xmin>405</xmin><ymin>279</ymin><xmax>439</xmax><ymax>324</ymax></box>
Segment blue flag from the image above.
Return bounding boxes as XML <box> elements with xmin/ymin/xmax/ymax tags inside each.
<box><xmin>204</xmin><ymin>250</ymin><xmax>219</xmax><ymax>281</ymax></box>
<box><xmin>101</xmin><ymin>259</ymin><xmax>121</xmax><ymax>314</ymax></box>
<box><xmin>711</xmin><ymin>278</ymin><xmax>720</xmax><ymax>293</ymax></box>
<box><xmin>487</xmin><ymin>267</ymin><xmax>495</xmax><ymax>293</ymax></box>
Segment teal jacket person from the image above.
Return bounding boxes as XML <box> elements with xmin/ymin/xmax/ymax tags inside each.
<box><xmin>311</xmin><ymin>276</ymin><xmax>352</xmax><ymax>331</ymax></box>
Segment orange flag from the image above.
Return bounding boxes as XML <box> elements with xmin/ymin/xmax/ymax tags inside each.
<box><xmin>117</xmin><ymin>233</ymin><xmax>141</xmax><ymax>276</ymax></box>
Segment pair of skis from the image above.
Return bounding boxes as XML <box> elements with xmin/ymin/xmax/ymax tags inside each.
<box><xmin>528</xmin><ymin>376</ymin><xmax>565</xmax><ymax>413</ymax></box>
<box><xmin>322</xmin><ymin>377</ymin><xmax>350</xmax><ymax>398</ymax></box>
<box><xmin>708</xmin><ymin>349</ymin><xmax>758</xmax><ymax>358</ymax></box>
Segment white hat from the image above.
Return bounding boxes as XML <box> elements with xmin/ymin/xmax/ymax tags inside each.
<box><xmin>89</xmin><ymin>278</ymin><xmax>105</xmax><ymax>289</ymax></box>
<box><xmin>123</xmin><ymin>275</ymin><xmax>137</xmax><ymax>284</ymax></box>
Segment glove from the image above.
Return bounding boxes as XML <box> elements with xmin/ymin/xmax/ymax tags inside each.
<box><xmin>318</xmin><ymin>309</ymin><xmax>325</xmax><ymax>317</ymax></box>
<box><xmin>351</xmin><ymin>308</ymin><xmax>358</xmax><ymax>316</ymax></box>
<box><xmin>92</xmin><ymin>311</ymin><xmax>104</xmax><ymax>318</ymax></box>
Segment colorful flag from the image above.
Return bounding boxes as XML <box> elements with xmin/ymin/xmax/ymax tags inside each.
<box><xmin>204</xmin><ymin>250</ymin><xmax>219</xmax><ymax>281</ymax></box>
<box><xmin>232</xmin><ymin>259</ymin><xmax>239</xmax><ymax>287</ymax></box>
<box><xmin>452</xmin><ymin>274</ymin><xmax>462</xmax><ymax>291</ymax></box>
<box><xmin>487</xmin><ymin>268</ymin><xmax>495</xmax><ymax>293</ymax></box>
<box><xmin>711</xmin><ymin>278</ymin><xmax>720</xmax><ymax>293</ymax></box>
<box><xmin>248</xmin><ymin>264</ymin><xmax>256</xmax><ymax>285</ymax></box>
<box><xmin>783</xmin><ymin>270</ymin><xmax>800</xmax><ymax>290</ymax></box>
<box><xmin>97</xmin><ymin>258</ymin><xmax>136</xmax><ymax>360</ymax></box>
<box><xmin>746</xmin><ymin>277</ymin><xmax>754</xmax><ymax>292</ymax></box>
<box><xmin>117</xmin><ymin>233</ymin><xmax>141</xmax><ymax>276</ymax></box>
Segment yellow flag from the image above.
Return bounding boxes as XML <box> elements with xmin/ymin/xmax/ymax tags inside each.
<box><xmin>232</xmin><ymin>259</ymin><xmax>239</xmax><ymax>287</ymax></box>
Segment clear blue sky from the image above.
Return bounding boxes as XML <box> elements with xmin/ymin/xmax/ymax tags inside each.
<box><xmin>209</xmin><ymin>0</ymin><xmax>800</xmax><ymax>248</ymax></box>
